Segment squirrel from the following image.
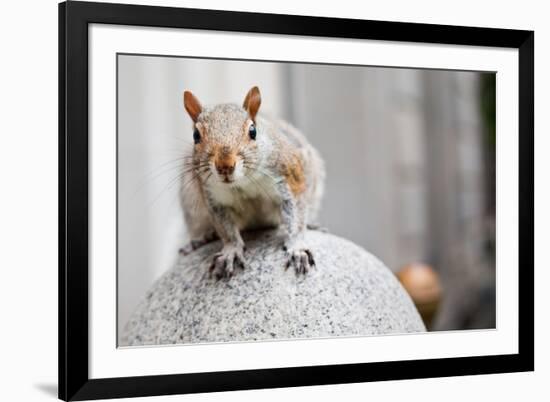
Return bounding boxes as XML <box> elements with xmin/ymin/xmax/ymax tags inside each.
<box><xmin>179</xmin><ymin>86</ymin><xmax>325</xmax><ymax>279</ymax></box>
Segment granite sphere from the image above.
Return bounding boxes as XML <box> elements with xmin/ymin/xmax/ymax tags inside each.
<box><xmin>122</xmin><ymin>230</ymin><xmax>425</xmax><ymax>345</ymax></box>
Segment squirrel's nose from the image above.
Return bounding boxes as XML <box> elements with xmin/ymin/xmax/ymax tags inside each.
<box><xmin>215</xmin><ymin>160</ymin><xmax>236</xmax><ymax>176</ymax></box>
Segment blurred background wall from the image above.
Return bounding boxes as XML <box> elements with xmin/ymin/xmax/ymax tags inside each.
<box><xmin>117</xmin><ymin>55</ymin><xmax>496</xmax><ymax>340</ymax></box>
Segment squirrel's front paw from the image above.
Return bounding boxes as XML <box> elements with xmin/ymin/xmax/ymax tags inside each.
<box><xmin>285</xmin><ymin>247</ymin><xmax>315</xmax><ymax>275</ymax></box>
<box><xmin>209</xmin><ymin>245</ymin><xmax>246</xmax><ymax>279</ymax></box>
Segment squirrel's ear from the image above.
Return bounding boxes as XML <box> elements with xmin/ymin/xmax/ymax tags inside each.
<box><xmin>183</xmin><ymin>91</ymin><xmax>202</xmax><ymax>123</ymax></box>
<box><xmin>243</xmin><ymin>86</ymin><xmax>261</xmax><ymax>121</ymax></box>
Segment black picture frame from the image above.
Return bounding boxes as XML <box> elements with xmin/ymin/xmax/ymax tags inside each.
<box><xmin>59</xmin><ymin>1</ymin><xmax>534</xmax><ymax>400</ymax></box>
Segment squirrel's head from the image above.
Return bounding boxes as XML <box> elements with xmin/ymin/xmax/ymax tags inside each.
<box><xmin>183</xmin><ymin>86</ymin><xmax>262</xmax><ymax>185</ymax></box>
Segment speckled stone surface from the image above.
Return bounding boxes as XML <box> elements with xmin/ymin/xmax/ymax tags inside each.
<box><xmin>121</xmin><ymin>230</ymin><xmax>425</xmax><ymax>346</ymax></box>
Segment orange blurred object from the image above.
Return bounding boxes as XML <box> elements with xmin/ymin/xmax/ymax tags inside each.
<box><xmin>397</xmin><ymin>263</ymin><xmax>442</xmax><ymax>329</ymax></box>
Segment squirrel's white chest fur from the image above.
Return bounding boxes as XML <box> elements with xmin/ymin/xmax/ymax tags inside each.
<box><xmin>206</xmin><ymin>171</ymin><xmax>283</xmax><ymax>230</ymax></box>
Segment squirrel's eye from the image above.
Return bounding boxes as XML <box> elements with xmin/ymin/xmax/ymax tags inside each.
<box><xmin>249</xmin><ymin>124</ymin><xmax>257</xmax><ymax>140</ymax></box>
<box><xmin>193</xmin><ymin>128</ymin><xmax>201</xmax><ymax>144</ymax></box>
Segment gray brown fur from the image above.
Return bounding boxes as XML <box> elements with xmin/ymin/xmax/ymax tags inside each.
<box><xmin>180</xmin><ymin>87</ymin><xmax>325</xmax><ymax>278</ymax></box>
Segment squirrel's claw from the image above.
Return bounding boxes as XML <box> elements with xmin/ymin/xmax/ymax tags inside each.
<box><xmin>285</xmin><ymin>248</ymin><xmax>315</xmax><ymax>275</ymax></box>
<box><xmin>209</xmin><ymin>246</ymin><xmax>246</xmax><ymax>280</ymax></box>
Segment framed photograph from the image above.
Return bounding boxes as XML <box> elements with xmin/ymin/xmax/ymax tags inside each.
<box><xmin>59</xmin><ymin>1</ymin><xmax>534</xmax><ymax>400</ymax></box>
